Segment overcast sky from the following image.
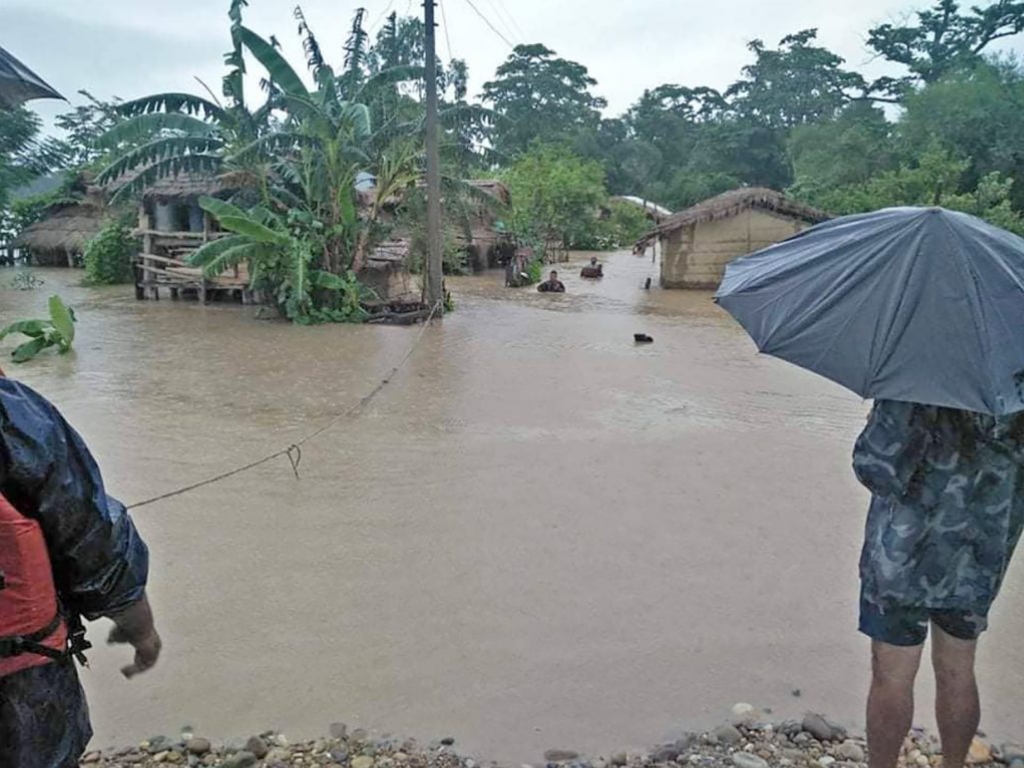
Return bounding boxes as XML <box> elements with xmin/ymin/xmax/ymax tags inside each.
<box><xmin>3</xmin><ymin>0</ymin><xmax>1024</xmax><ymax>131</ymax></box>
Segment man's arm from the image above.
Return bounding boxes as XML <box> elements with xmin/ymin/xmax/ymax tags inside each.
<box><xmin>0</xmin><ymin>379</ymin><xmax>159</xmax><ymax>676</ymax></box>
<box><xmin>852</xmin><ymin>399</ymin><xmax>930</xmax><ymax>498</ymax></box>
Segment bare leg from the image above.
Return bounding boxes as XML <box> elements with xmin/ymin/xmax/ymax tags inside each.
<box><xmin>868</xmin><ymin>641</ymin><xmax>925</xmax><ymax>768</ymax></box>
<box><xmin>932</xmin><ymin>624</ymin><xmax>980</xmax><ymax>768</ymax></box>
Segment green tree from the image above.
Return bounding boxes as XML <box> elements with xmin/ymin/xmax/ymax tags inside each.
<box><xmin>502</xmin><ymin>144</ymin><xmax>607</xmax><ymax>253</ymax></box>
<box><xmin>868</xmin><ymin>0</ymin><xmax>1024</xmax><ymax>89</ymax></box>
<box><xmin>898</xmin><ymin>59</ymin><xmax>1024</xmax><ymax>208</ymax></box>
<box><xmin>483</xmin><ymin>44</ymin><xmax>607</xmax><ymax>158</ymax></box>
<box><xmin>727</xmin><ymin>30</ymin><xmax>868</xmax><ymax>129</ymax></box>
<box><xmin>789</xmin><ymin>103</ymin><xmax>897</xmax><ymax>206</ymax></box>
<box><xmin>96</xmin><ymin>0</ymin><xmax>273</xmax><ymax>200</ymax></box>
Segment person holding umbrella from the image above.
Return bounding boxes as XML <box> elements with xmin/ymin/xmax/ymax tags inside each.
<box><xmin>716</xmin><ymin>207</ymin><xmax>1024</xmax><ymax>768</ymax></box>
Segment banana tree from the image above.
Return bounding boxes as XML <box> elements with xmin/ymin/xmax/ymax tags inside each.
<box><xmin>95</xmin><ymin>0</ymin><xmax>273</xmax><ymax>202</ymax></box>
<box><xmin>190</xmin><ymin>196</ymin><xmax>375</xmax><ymax>323</ymax></box>
<box><xmin>226</xmin><ymin>16</ymin><xmax>423</xmax><ymax>275</ymax></box>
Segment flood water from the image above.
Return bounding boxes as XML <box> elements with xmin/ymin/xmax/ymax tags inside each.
<box><xmin>1</xmin><ymin>253</ymin><xmax>1021</xmax><ymax>763</ymax></box>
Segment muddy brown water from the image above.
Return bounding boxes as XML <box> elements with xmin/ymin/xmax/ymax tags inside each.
<box><xmin>0</xmin><ymin>253</ymin><xmax>1021</xmax><ymax>762</ymax></box>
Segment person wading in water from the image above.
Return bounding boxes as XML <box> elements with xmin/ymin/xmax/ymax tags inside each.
<box><xmin>854</xmin><ymin>401</ymin><xmax>1024</xmax><ymax>768</ymax></box>
<box><xmin>0</xmin><ymin>365</ymin><xmax>160</xmax><ymax>768</ymax></box>
<box><xmin>537</xmin><ymin>270</ymin><xmax>566</xmax><ymax>293</ymax></box>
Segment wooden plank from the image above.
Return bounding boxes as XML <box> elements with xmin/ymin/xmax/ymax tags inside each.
<box><xmin>132</xmin><ymin>229</ymin><xmax>231</xmax><ymax>240</ymax></box>
<box><xmin>134</xmin><ymin>253</ymin><xmax>189</xmax><ymax>267</ymax></box>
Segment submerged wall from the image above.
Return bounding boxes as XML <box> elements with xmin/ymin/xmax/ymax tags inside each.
<box><xmin>660</xmin><ymin>208</ymin><xmax>809</xmax><ymax>289</ymax></box>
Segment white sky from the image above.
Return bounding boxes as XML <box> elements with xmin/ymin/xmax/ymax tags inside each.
<box><xmin>2</xmin><ymin>0</ymin><xmax>1023</xmax><ymax>130</ymax></box>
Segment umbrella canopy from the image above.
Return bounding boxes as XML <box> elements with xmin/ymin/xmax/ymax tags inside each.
<box><xmin>0</xmin><ymin>45</ymin><xmax>64</xmax><ymax>110</ymax></box>
<box><xmin>715</xmin><ymin>207</ymin><xmax>1024</xmax><ymax>416</ymax></box>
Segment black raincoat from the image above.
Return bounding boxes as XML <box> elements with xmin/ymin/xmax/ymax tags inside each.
<box><xmin>0</xmin><ymin>378</ymin><xmax>149</xmax><ymax>768</ymax></box>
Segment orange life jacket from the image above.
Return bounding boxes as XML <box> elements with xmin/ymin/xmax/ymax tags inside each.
<box><xmin>0</xmin><ymin>492</ymin><xmax>68</xmax><ymax>677</ymax></box>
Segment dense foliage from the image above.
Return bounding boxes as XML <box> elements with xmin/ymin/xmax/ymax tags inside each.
<box><xmin>84</xmin><ymin>218</ymin><xmax>137</xmax><ymax>285</ymax></box>
<box><xmin>7</xmin><ymin>0</ymin><xmax>1024</xmax><ymax>302</ymax></box>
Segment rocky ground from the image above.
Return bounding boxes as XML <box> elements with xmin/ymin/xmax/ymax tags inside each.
<box><xmin>80</xmin><ymin>707</ymin><xmax>1024</xmax><ymax>768</ymax></box>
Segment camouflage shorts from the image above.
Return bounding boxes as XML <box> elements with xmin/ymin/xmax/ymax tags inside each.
<box><xmin>859</xmin><ymin>595</ymin><xmax>988</xmax><ymax>646</ymax></box>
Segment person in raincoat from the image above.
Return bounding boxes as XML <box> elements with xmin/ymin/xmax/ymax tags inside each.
<box><xmin>0</xmin><ymin>368</ymin><xmax>160</xmax><ymax>768</ymax></box>
<box><xmin>854</xmin><ymin>401</ymin><xmax>1024</xmax><ymax>768</ymax></box>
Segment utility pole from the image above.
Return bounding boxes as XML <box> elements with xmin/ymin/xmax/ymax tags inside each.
<box><xmin>423</xmin><ymin>0</ymin><xmax>444</xmax><ymax>315</ymax></box>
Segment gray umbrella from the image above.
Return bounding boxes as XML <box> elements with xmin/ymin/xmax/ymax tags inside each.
<box><xmin>715</xmin><ymin>206</ymin><xmax>1024</xmax><ymax>416</ymax></box>
<box><xmin>0</xmin><ymin>45</ymin><xmax>64</xmax><ymax>110</ymax></box>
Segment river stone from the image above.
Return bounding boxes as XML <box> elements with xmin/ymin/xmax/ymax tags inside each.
<box><xmin>968</xmin><ymin>739</ymin><xmax>992</xmax><ymax>765</ymax></box>
<box><xmin>243</xmin><ymin>736</ymin><xmax>268</xmax><ymax>759</ymax></box>
<box><xmin>714</xmin><ymin>726</ymin><xmax>744</xmax><ymax>747</ymax></box>
<box><xmin>732</xmin><ymin>754</ymin><xmax>769</xmax><ymax>768</ymax></box>
<box><xmin>222</xmin><ymin>752</ymin><xmax>257</xmax><ymax>768</ymax></box>
<box><xmin>545</xmin><ymin>750</ymin><xmax>580</xmax><ymax>763</ymax></box>
<box><xmin>353</xmin><ymin>756</ymin><xmax>376</xmax><ymax>768</ymax></box>
<box><xmin>836</xmin><ymin>743</ymin><xmax>865</xmax><ymax>763</ymax></box>
<box><xmin>186</xmin><ymin>738</ymin><xmax>212</xmax><ymax>756</ymax></box>
<box><xmin>802</xmin><ymin>715</ymin><xmax>846</xmax><ymax>742</ymax></box>
<box><xmin>818</xmin><ymin>757</ymin><xmax>836</xmax><ymax>768</ymax></box>
<box><xmin>651</xmin><ymin>744</ymin><xmax>682</xmax><ymax>763</ymax></box>
<box><xmin>611</xmin><ymin>754</ymin><xmax>628</xmax><ymax>767</ymax></box>
<box><xmin>1003</xmin><ymin>745</ymin><xmax>1024</xmax><ymax>764</ymax></box>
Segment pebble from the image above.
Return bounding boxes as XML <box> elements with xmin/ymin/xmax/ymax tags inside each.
<box><xmin>612</xmin><ymin>754</ymin><xmax>628</xmax><ymax>767</ymax></box>
<box><xmin>818</xmin><ymin>757</ymin><xmax>836</xmax><ymax>768</ymax></box>
<box><xmin>1004</xmin><ymin>745</ymin><xmax>1024</xmax><ymax>764</ymax></box>
<box><xmin>82</xmin><ymin>753</ymin><xmax>102</xmax><ymax>765</ymax></box>
<box><xmin>732</xmin><ymin>704</ymin><xmax>761</xmax><ymax>727</ymax></box>
<box><xmin>330</xmin><ymin>723</ymin><xmax>349</xmax><ymax>740</ymax></box>
<box><xmin>732</xmin><ymin>754</ymin><xmax>770</xmax><ymax>768</ymax></box>
<box><xmin>802</xmin><ymin>715</ymin><xmax>846</xmax><ymax>743</ymax></box>
<box><xmin>967</xmin><ymin>739</ymin><xmax>992</xmax><ymax>765</ymax></box>
<box><xmin>837</xmin><ymin>743</ymin><xmax>865</xmax><ymax>763</ymax></box>
<box><xmin>187</xmin><ymin>738</ymin><xmax>212</xmax><ymax>756</ymax></box>
<box><xmin>714</xmin><ymin>726</ymin><xmax>744</xmax><ymax>747</ymax></box>
<box><xmin>352</xmin><ymin>756</ymin><xmax>376</xmax><ymax>768</ymax></box>
<box><xmin>545</xmin><ymin>750</ymin><xmax>581</xmax><ymax>763</ymax></box>
<box><xmin>242</xmin><ymin>736</ymin><xmax>268</xmax><ymax>759</ymax></box>
<box><xmin>442</xmin><ymin>738</ymin><xmax>457</xmax><ymax>747</ymax></box>
<box><xmin>222</xmin><ymin>752</ymin><xmax>257</xmax><ymax>768</ymax></box>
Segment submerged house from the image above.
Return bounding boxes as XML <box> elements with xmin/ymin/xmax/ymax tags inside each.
<box><xmin>14</xmin><ymin>184</ymin><xmax>110</xmax><ymax>268</ymax></box>
<box><xmin>643</xmin><ymin>188</ymin><xmax>828</xmax><ymax>289</ymax></box>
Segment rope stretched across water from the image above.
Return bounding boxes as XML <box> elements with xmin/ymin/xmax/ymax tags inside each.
<box><xmin>126</xmin><ymin>303</ymin><xmax>442</xmax><ymax>511</ymax></box>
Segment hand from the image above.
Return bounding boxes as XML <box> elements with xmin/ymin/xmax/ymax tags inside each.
<box><xmin>107</xmin><ymin>593</ymin><xmax>161</xmax><ymax>679</ymax></box>
<box><xmin>108</xmin><ymin>624</ymin><xmax>162</xmax><ymax>678</ymax></box>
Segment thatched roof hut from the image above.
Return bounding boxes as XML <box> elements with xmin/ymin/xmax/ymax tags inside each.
<box><xmin>14</xmin><ymin>191</ymin><xmax>110</xmax><ymax>267</ymax></box>
<box><xmin>650</xmin><ymin>187</ymin><xmax>826</xmax><ymax>240</ymax></box>
<box><xmin>140</xmin><ymin>173</ymin><xmax>232</xmax><ymax>202</ymax></box>
<box><xmin>644</xmin><ymin>187</ymin><xmax>828</xmax><ymax>289</ymax></box>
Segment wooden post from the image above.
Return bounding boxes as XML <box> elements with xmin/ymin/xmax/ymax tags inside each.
<box><xmin>138</xmin><ymin>203</ymin><xmax>158</xmax><ymax>300</ymax></box>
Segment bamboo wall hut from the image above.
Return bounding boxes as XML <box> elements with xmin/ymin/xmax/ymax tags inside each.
<box><xmin>14</xmin><ymin>188</ymin><xmax>109</xmax><ymax>267</ymax></box>
<box><xmin>642</xmin><ymin>188</ymin><xmax>828</xmax><ymax>289</ymax></box>
<box><xmin>131</xmin><ymin>174</ymin><xmax>250</xmax><ymax>302</ymax></box>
